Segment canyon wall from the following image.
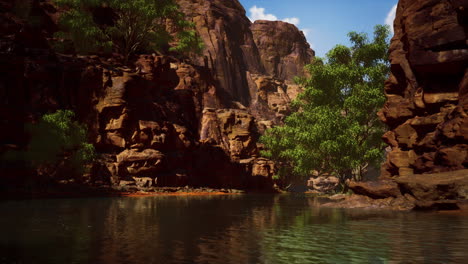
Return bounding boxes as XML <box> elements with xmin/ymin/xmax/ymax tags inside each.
<box><xmin>0</xmin><ymin>0</ymin><xmax>314</xmax><ymax>190</ymax></box>
<box><xmin>175</xmin><ymin>0</ymin><xmax>263</xmax><ymax>105</ymax></box>
<box><xmin>380</xmin><ymin>0</ymin><xmax>468</xmax><ymax>177</ymax></box>
<box><xmin>251</xmin><ymin>20</ymin><xmax>314</xmax><ymax>82</ymax></box>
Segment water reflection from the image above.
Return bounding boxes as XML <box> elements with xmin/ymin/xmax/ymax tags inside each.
<box><xmin>0</xmin><ymin>195</ymin><xmax>467</xmax><ymax>264</ymax></box>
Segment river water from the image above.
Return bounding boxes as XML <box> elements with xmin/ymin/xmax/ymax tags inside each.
<box><xmin>0</xmin><ymin>194</ymin><xmax>467</xmax><ymax>264</ymax></box>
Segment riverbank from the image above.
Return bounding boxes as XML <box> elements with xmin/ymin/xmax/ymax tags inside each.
<box><xmin>0</xmin><ymin>184</ymin><xmax>283</xmax><ymax>200</ymax></box>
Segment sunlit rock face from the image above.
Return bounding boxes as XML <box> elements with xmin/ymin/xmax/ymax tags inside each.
<box><xmin>251</xmin><ymin>20</ymin><xmax>314</xmax><ymax>82</ymax></box>
<box><xmin>173</xmin><ymin>0</ymin><xmax>314</xmax><ymax>106</ymax></box>
<box><xmin>380</xmin><ymin>0</ymin><xmax>468</xmax><ymax>177</ymax></box>
<box><xmin>174</xmin><ymin>0</ymin><xmax>264</xmax><ymax>105</ymax></box>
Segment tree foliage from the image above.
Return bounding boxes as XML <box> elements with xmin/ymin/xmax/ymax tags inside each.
<box><xmin>21</xmin><ymin>110</ymin><xmax>95</xmax><ymax>176</ymax></box>
<box><xmin>261</xmin><ymin>25</ymin><xmax>391</xmax><ymax>183</ymax></box>
<box><xmin>53</xmin><ymin>0</ymin><xmax>203</xmax><ymax>61</ymax></box>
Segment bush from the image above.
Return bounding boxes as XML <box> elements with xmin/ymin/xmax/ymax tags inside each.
<box><xmin>25</xmin><ymin>110</ymin><xmax>95</xmax><ymax>177</ymax></box>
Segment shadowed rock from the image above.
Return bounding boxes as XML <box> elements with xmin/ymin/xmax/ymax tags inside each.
<box><xmin>0</xmin><ymin>0</ymin><xmax>315</xmax><ymax>191</ymax></box>
<box><xmin>333</xmin><ymin>170</ymin><xmax>468</xmax><ymax>211</ymax></box>
<box><xmin>395</xmin><ymin>169</ymin><xmax>468</xmax><ymax>201</ymax></box>
<box><xmin>307</xmin><ymin>176</ymin><xmax>340</xmax><ymax>193</ymax></box>
<box><xmin>379</xmin><ymin>0</ymin><xmax>468</xmax><ymax>177</ymax></box>
<box><xmin>348</xmin><ymin>180</ymin><xmax>401</xmax><ymax>199</ymax></box>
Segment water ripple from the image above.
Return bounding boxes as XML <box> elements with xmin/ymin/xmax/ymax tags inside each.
<box><xmin>0</xmin><ymin>196</ymin><xmax>467</xmax><ymax>264</ymax></box>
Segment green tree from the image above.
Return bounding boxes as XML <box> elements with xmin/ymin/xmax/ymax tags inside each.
<box><xmin>53</xmin><ymin>0</ymin><xmax>203</xmax><ymax>62</ymax></box>
<box><xmin>261</xmin><ymin>25</ymin><xmax>390</xmax><ymax>184</ymax></box>
<box><xmin>26</xmin><ymin>110</ymin><xmax>95</xmax><ymax>177</ymax></box>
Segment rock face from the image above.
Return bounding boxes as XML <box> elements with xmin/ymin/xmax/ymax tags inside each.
<box><xmin>340</xmin><ymin>170</ymin><xmax>468</xmax><ymax>211</ymax></box>
<box><xmin>174</xmin><ymin>0</ymin><xmax>314</xmax><ymax>106</ymax></box>
<box><xmin>175</xmin><ymin>0</ymin><xmax>264</xmax><ymax>105</ymax></box>
<box><xmin>380</xmin><ymin>0</ymin><xmax>468</xmax><ymax>177</ymax></box>
<box><xmin>307</xmin><ymin>176</ymin><xmax>340</xmax><ymax>193</ymax></box>
<box><xmin>336</xmin><ymin>0</ymin><xmax>468</xmax><ymax>210</ymax></box>
<box><xmin>251</xmin><ymin>20</ymin><xmax>314</xmax><ymax>82</ymax></box>
<box><xmin>347</xmin><ymin>180</ymin><xmax>401</xmax><ymax>199</ymax></box>
<box><xmin>248</xmin><ymin>74</ymin><xmax>302</xmax><ymax>126</ymax></box>
<box><xmin>0</xmin><ymin>0</ymin><xmax>312</xmax><ymax>190</ymax></box>
<box><xmin>395</xmin><ymin>170</ymin><xmax>468</xmax><ymax>203</ymax></box>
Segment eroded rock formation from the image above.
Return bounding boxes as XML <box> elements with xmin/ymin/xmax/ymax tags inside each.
<box><xmin>379</xmin><ymin>0</ymin><xmax>468</xmax><ymax>177</ymax></box>
<box><xmin>175</xmin><ymin>0</ymin><xmax>264</xmax><ymax>105</ymax></box>
<box><xmin>336</xmin><ymin>0</ymin><xmax>468</xmax><ymax>210</ymax></box>
<box><xmin>251</xmin><ymin>20</ymin><xmax>314</xmax><ymax>82</ymax></box>
<box><xmin>0</xmin><ymin>0</ymin><xmax>313</xmax><ymax>190</ymax></box>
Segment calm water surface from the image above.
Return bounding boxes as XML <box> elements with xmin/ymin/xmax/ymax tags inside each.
<box><xmin>0</xmin><ymin>194</ymin><xmax>467</xmax><ymax>264</ymax></box>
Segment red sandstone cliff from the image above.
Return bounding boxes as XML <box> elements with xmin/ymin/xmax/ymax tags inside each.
<box><xmin>380</xmin><ymin>0</ymin><xmax>468</xmax><ymax>177</ymax></box>
<box><xmin>251</xmin><ymin>20</ymin><xmax>314</xmax><ymax>82</ymax></box>
<box><xmin>338</xmin><ymin>0</ymin><xmax>468</xmax><ymax>210</ymax></box>
<box><xmin>175</xmin><ymin>0</ymin><xmax>264</xmax><ymax>105</ymax></box>
<box><xmin>0</xmin><ymin>0</ymin><xmax>313</xmax><ymax>190</ymax></box>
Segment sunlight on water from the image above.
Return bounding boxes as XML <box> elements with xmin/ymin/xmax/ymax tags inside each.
<box><xmin>1</xmin><ymin>195</ymin><xmax>467</xmax><ymax>264</ymax></box>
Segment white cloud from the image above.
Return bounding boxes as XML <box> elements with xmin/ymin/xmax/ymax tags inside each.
<box><xmin>385</xmin><ymin>4</ymin><xmax>397</xmax><ymax>33</ymax></box>
<box><xmin>248</xmin><ymin>5</ymin><xmax>300</xmax><ymax>26</ymax></box>
<box><xmin>282</xmin><ymin>17</ymin><xmax>300</xmax><ymax>26</ymax></box>
<box><xmin>249</xmin><ymin>6</ymin><xmax>278</xmax><ymax>21</ymax></box>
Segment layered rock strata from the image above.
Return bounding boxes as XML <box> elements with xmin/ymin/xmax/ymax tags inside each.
<box><xmin>174</xmin><ymin>0</ymin><xmax>264</xmax><ymax>105</ymax></box>
<box><xmin>174</xmin><ymin>0</ymin><xmax>313</xmax><ymax>107</ymax></box>
<box><xmin>0</xmin><ymin>0</ymin><xmax>313</xmax><ymax>190</ymax></box>
<box><xmin>379</xmin><ymin>0</ymin><xmax>468</xmax><ymax>177</ymax></box>
<box><xmin>251</xmin><ymin>20</ymin><xmax>314</xmax><ymax>82</ymax></box>
<box><xmin>336</xmin><ymin>0</ymin><xmax>468</xmax><ymax>210</ymax></box>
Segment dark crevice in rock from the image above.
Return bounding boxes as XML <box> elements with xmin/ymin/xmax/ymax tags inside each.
<box><xmin>454</xmin><ymin>3</ymin><xmax>468</xmax><ymax>26</ymax></box>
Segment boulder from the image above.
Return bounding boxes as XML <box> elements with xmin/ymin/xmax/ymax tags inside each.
<box><xmin>307</xmin><ymin>176</ymin><xmax>340</xmax><ymax>193</ymax></box>
<box><xmin>252</xmin><ymin>158</ymin><xmax>275</xmax><ymax>178</ymax></box>
<box><xmin>322</xmin><ymin>194</ymin><xmax>416</xmax><ymax>211</ymax></box>
<box><xmin>347</xmin><ymin>180</ymin><xmax>401</xmax><ymax>199</ymax></box>
<box><xmin>395</xmin><ymin>169</ymin><xmax>468</xmax><ymax>201</ymax></box>
<box><xmin>116</xmin><ymin>149</ymin><xmax>165</xmax><ymax>177</ymax></box>
<box><xmin>133</xmin><ymin>177</ymin><xmax>154</xmax><ymax>188</ymax></box>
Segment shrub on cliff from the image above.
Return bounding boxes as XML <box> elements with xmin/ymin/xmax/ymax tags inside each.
<box><xmin>261</xmin><ymin>25</ymin><xmax>391</xmax><ymax>185</ymax></box>
<box><xmin>14</xmin><ymin>110</ymin><xmax>96</xmax><ymax>179</ymax></box>
<box><xmin>53</xmin><ymin>0</ymin><xmax>203</xmax><ymax>61</ymax></box>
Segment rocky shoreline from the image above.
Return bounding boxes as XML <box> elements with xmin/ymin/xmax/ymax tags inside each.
<box><xmin>322</xmin><ymin>170</ymin><xmax>468</xmax><ymax>211</ymax></box>
<box><xmin>0</xmin><ymin>185</ymin><xmax>253</xmax><ymax>200</ymax></box>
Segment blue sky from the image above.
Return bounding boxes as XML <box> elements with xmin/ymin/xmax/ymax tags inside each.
<box><xmin>238</xmin><ymin>0</ymin><xmax>398</xmax><ymax>57</ymax></box>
